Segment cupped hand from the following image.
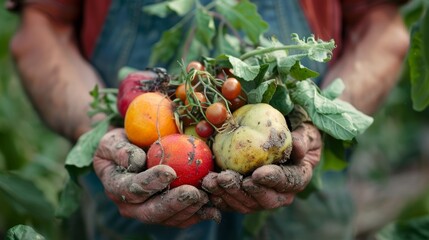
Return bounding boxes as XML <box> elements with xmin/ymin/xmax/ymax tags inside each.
<box><xmin>202</xmin><ymin>122</ymin><xmax>322</xmax><ymax>213</ymax></box>
<box><xmin>93</xmin><ymin>128</ymin><xmax>221</xmax><ymax>227</ymax></box>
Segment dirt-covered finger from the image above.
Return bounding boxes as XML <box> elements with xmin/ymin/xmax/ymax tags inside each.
<box><xmin>290</xmin><ymin>123</ymin><xmax>322</xmax><ymax>164</ymax></box>
<box><xmin>214</xmin><ymin>192</ymin><xmax>255</xmax><ymax>213</ymax></box>
<box><xmin>201</xmin><ymin>172</ymin><xmax>225</xmax><ymax>194</ymax></box>
<box><xmin>125</xmin><ymin>185</ymin><xmax>209</xmax><ymax>224</ymax></box>
<box><xmin>96</xmin><ymin>163</ymin><xmax>176</xmax><ymax>203</ymax></box>
<box><xmin>164</xmin><ymin>207</ymin><xmax>222</xmax><ymax>228</ymax></box>
<box><xmin>216</xmin><ymin>171</ymin><xmax>260</xmax><ymax>210</ymax></box>
<box><xmin>163</xmin><ymin>202</ymin><xmax>220</xmax><ymax>227</ymax></box>
<box><xmin>252</xmin><ymin>162</ymin><xmax>313</xmax><ymax>193</ymax></box>
<box><xmin>209</xmin><ymin>195</ymin><xmax>231</xmax><ymax>211</ymax></box>
<box><xmin>95</xmin><ymin>128</ymin><xmax>146</xmax><ymax>172</ymax></box>
<box><xmin>250</xmin><ymin>165</ymin><xmax>284</xmax><ymax>190</ymax></box>
<box><xmin>243</xmin><ymin>178</ymin><xmax>295</xmax><ymax>209</ymax></box>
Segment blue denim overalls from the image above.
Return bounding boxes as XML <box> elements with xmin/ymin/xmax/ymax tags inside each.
<box><xmin>82</xmin><ymin>0</ymin><xmax>353</xmax><ymax>239</ymax></box>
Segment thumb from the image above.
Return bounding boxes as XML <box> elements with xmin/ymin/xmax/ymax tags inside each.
<box><xmin>290</xmin><ymin>123</ymin><xmax>322</xmax><ymax>162</ymax></box>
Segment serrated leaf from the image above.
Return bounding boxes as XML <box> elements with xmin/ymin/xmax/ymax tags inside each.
<box><xmin>216</xmin><ymin>0</ymin><xmax>268</xmax><ymax>44</ymax></box>
<box><xmin>290</xmin><ymin>80</ymin><xmax>373</xmax><ymax>140</ymax></box>
<box><xmin>143</xmin><ymin>0</ymin><xmax>195</xmax><ymax>17</ymax></box>
<box><xmin>228</xmin><ymin>55</ymin><xmax>260</xmax><ymax>81</ymax></box>
<box><xmin>0</xmin><ymin>172</ymin><xmax>54</xmax><ymax>221</ymax></box>
<box><xmin>409</xmin><ymin>11</ymin><xmax>429</xmax><ymax>111</ymax></box>
<box><xmin>195</xmin><ymin>7</ymin><xmax>215</xmax><ymax>48</ymax></box>
<box><xmin>149</xmin><ymin>26</ymin><xmax>183</xmax><ymax>66</ymax></box>
<box><xmin>321</xmin><ymin>78</ymin><xmax>345</xmax><ymax>100</ymax></box>
<box><xmin>290</xmin><ymin>61</ymin><xmax>319</xmax><ymax>80</ymax></box>
<box><xmin>291</xmin><ymin>33</ymin><xmax>335</xmax><ymax>62</ymax></box>
<box><xmin>6</xmin><ymin>225</ymin><xmax>46</xmax><ymax>240</ymax></box>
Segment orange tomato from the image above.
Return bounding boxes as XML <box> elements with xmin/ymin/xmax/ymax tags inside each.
<box><xmin>124</xmin><ymin>92</ymin><xmax>179</xmax><ymax>148</ymax></box>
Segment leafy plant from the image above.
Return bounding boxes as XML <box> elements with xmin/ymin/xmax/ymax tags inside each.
<box><xmin>58</xmin><ymin>0</ymin><xmax>375</xmax><ymax>221</ymax></box>
<box><xmin>145</xmin><ymin>0</ymin><xmax>372</xmax><ymax>174</ymax></box>
<box><xmin>406</xmin><ymin>0</ymin><xmax>429</xmax><ymax>111</ymax></box>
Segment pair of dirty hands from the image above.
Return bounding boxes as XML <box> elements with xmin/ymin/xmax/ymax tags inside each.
<box><xmin>93</xmin><ymin>122</ymin><xmax>321</xmax><ymax>228</ymax></box>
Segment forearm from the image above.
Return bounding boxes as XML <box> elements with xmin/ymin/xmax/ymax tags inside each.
<box><xmin>10</xmin><ymin>7</ymin><xmax>104</xmax><ymax>142</ymax></box>
<box><xmin>321</xmin><ymin>4</ymin><xmax>409</xmax><ymax>115</ymax></box>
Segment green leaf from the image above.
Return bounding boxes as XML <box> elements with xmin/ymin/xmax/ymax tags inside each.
<box><xmin>195</xmin><ymin>7</ymin><xmax>215</xmax><ymax>48</ymax></box>
<box><xmin>167</xmin><ymin>0</ymin><xmax>195</xmax><ymax>16</ymax></box>
<box><xmin>261</xmin><ymin>80</ymin><xmax>277</xmax><ymax>103</ymax></box>
<box><xmin>149</xmin><ymin>26</ymin><xmax>183</xmax><ymax>66</ymax></box>
<box><xmin>118</xmin><ymin>66</ymin><xmax>138</xmax><ymax>81</ymax></box>
<box><xmin>321</xmin><ymin>78</ymin><xmax>345</xmax><ymax>100</ymax></box>
<box><xmin>6</xmin><ymin>225</ymin><xmax>46</xmax><ymax>240</ymax></box>
<box><xmin>291</xmin><ymin>33</ymin><xmax>335</xmax><ymax>62</ymax></box>
<box><xmin>239</xmin><ymin>63</ymin><xmax>269</xmax><ymax>92</ymax></box>
<box><xmin>269</xmin><ymin>85</ymin><xmax>294</xmax><ymax>115</ymax></box>
<box><xmin>181</xmin><ymin>32</ymin><xmax>210</xmax><ymax>64</ymax></box>
<box><xmin>143</xmin><ymin>0</ymin><xmax>195</xmax><ymax>17</ymax></box>
<box><xmin>376</xmin><ymin>215</ymin><xmax>429</xmax><ymax>240</ymax></box>
<box><xmin>216</xmin><ymin>0</ymin><xmax>268</xmax><ymax>44</ymax></box>
<box><xmin>215</xmin><ymin>33</ymin><xmax>241</xmax><ymax>57</ymax></box>
<box><xmin>228</xmin><ymin>55</ymin><xmax>260</xmax><ymax>81</ymax></box>
<box><xmin>290</xmin><ymin>61</ymin><xmax>320</xmax><ymax>80</ymax></box>
<box><xmin>143</xmin><ymin>2</ymin><xmax>170</xmax><ymax>18</ymax></box>
<box><xmin>321</xmin><ymin>135</ymin><xmax>349</xmax><ymax>171</ymax></box>
<box><xmin>290</xmin><ymin>80</ymin><xmax>373</xmax><ymax>140</ymax></box>
<box><xmin>65</xmin><ymin>116</ymin><xmax>112</xmax><ymax>170</ymax></box>
<box><xmin>261</xmin><ymin>37</ymin><xmax>288</xmax><ymax>61</ymax></box>
<box><xmin>409</xmin><ymin>10</ymin><xmax>429</xmax><ymax>111</ymax></box>
<box><xmin>55</xmin><ymin>178</ymin><xmax>82</xmax><ymax>218</ymax></box>
<box><xmin>0</xmin><ymin>171</ymin><xmax>54</xmax><ymax>221</ymax></box>
<box><xmin>243</xmin><ymin>211</ymin><xmax>273</xmax><ymax>237</ymax></box>
<box><xmin>247</xmin><ymin>79</ymin><xmax>276</xmax><ymax>103</ymax></box>
<box><xmin>276</xmin><ymin>56</ymin><xmax>304</xmax><ymax>78</ymax></box>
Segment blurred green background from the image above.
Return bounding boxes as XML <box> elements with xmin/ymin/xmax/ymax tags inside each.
<box><xmin>0</xmin><ymin>0</ymin><xmax>428</xmax><ymax>239</ymax></box>
<box><xmin>0</xmin><ymin>1</ymin><xmax>71</xmax><ymax>239</ymax></box>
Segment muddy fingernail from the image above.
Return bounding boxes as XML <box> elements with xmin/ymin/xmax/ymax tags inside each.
<box><xmin>160</xmin><ymin>171</ymin><xmax>176</xmax><ymax>183</ymax></box>
<box><xmin>243</xmin><ymin>180</ymin><xmax>262</xmax><ymax>193</ymax></box>
<box><xmin>258</xmin><ymin>174</ymin><xmax>277</xmax><ymax>184</ymax></box>
<box><xmin>129</xmin><ymin>182</ymin><xmax>154</xmax><ymax>195</ymax></box>
<box><xmin>127</xmin><ymin>147</ymin><xmax>146</xmax><ymax>172</ymax></box>
<box><xmin>178</xmin><ymin>191</ymin><xmax>199</xmax><ymax>204</ymax></box>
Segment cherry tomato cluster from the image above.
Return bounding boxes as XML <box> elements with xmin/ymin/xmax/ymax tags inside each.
<box><xmin>174</xmin><ymin>60</ymin><xmax>247</xmax><ymax>139</ymax></box>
